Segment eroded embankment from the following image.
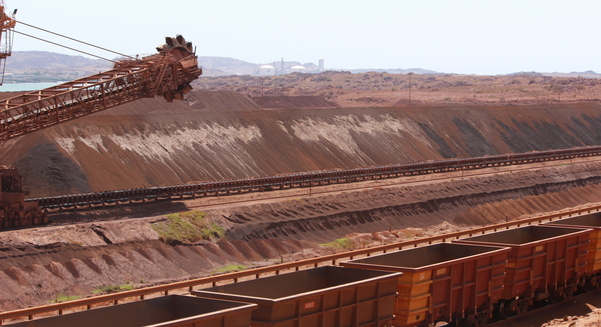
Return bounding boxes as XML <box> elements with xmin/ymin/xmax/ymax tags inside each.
<box><xmin>219</xmin><ymin>162</ymin><xmax>601</xmax><ymax>242</ymax></box>
<box><xmin>0</xmin><ymin>91</ymin><xmax>600</xmax><ymax>197</ymax></box>
<box><xmin>0</xmin><ymin>161</ymin><xmax>599</xmax><ymax>310</ymax></box>
<box><xmin>0</xmin><ymin>227</ymin><xmax>312</xmax><ymax>311</ymax></box>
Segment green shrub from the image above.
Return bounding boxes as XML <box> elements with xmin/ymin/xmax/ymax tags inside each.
<box><xmin>49</xmin><ymin>294</ymin><xmax>82</xmax><ymax>303</ymax></box>
<box><xmin>215</xmin><ymin>264</ymin><xmax>247</xmax><ymax>273</ymax></box>
<box><xmin>321</xmin><ymin>238</ymin><xmax>354</xmax><ymax>250</ymax></box>
<box><xmin>91</xmin><ymin>284</ymin><xmax>135</xmax><ymax>294</ymax></box>
<box><xmin>152</xmin><ymin>210</ymin><xmax>225</xmax><ymax>245</ymax></box>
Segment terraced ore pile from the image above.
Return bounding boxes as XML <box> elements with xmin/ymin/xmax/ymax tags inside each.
<box><xmin>0</xmin><ymin>91</ymin><xmax>600</xmax><ymax>197</ymax></box>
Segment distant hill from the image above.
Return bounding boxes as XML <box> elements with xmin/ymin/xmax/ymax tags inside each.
<box><xmin>348</xmin><ymin>68</ymin><xmax>442</xmax><ymax>75</ymax></box>
<box><xmin>4</xmin><ymin>51</ymin><xmax>112</xmax><ymax>83</ymax></box>
<box><xmin>6</xmin><ymin>51</ymin><xmax>112</xmax><ymax>74</ymax></box>
<box><xmin>3</xmin><ymin>52</ymin><xmax>321</xmax><ymax>79</ymax></box>
<box><xmin>3</xmin><ymin>51</ymin><xmax>599</xmax><ymax>81</ymax></box>
<box><xmin>509</xmin><ymin>70</ymin><xmax>601</xmax><ymax>78</ymax></box>
<box><xmin>542</xmin><ymin>70</ymin><xmax>601</xmax><ymax>78</ymax></box>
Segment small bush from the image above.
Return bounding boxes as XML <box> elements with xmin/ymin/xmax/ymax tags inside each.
<box><xmin>92</xmin><ymin>284</ymin><xmax>135</xmax><ymax>294</ymax></box>
<box><xmin>321</xmin><ymin>238</ymin><xmax>355</xmax><ymax>250</ymax></box>
<box><xmin>152</xmin><ymin>210</ymin><xmax>225</xmax><ymax>245</ymax></box>
<box><xmin>215</xmin><ymin>264</ymin><xmax>247</xmax><ymax>273</ymax></box>
<box><xmin>49</xmin><ymin>294</ymin><xmax>83</xmax><ymax>303</ymax></box>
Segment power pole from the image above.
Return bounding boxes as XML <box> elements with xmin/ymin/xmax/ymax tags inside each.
<box><xmin>408</xmin><ymin>72</ymin><xmax>414</xmax><ymax>107</ymax></box>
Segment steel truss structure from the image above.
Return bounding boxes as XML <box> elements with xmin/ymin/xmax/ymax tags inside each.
<box><xmin>0</xmin><ymin>35</ymin><xmax>202</xmax><ymax>228</ymax></box>
<box><xmin>0</xmin><ymin>36</ymin><xmax>201</xmax><ymax>143</ymax></box>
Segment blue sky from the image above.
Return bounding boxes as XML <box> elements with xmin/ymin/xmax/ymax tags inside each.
<box><xmin>8</xmin><ymin>0</ymin><xmax>601</xmax><ymax>75</ymax></box>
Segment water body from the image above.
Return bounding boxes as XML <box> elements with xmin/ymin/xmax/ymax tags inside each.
<box><xmin>0</xmin><ymin>82</ymin><xmax>58</xmax><ymax>92</ymax></box>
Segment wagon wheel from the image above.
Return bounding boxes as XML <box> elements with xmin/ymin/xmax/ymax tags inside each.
<box><xmin>466</xmin><ymin>314</ymin><xmax>479</xmax><ymax>327</ymax></box>
<box><xmin>585</xmin><ymin>276</ymin><xmax>601</xmax><ymax>292</ymax></box>
<box><xmin>565</xmin><ymin>286</ymin><xmax>575</xmax><ymax>300</ymax></box>
<box><xmin>516</xmin><ymin>299</ymin><xmax>530</xmax><ymax>315</ymax></box>
<box><xmin>499</xmin><ymin>301</ymin><xmax>518</xmax><ymax>319</ymax></box>
<box><xmin>549</xmin><ymin>291</ymin><xmax>565</xmax><ymax>304</ymax></box>
<box><xmin>584</xmin><ymin>279</ymin><xmax>597</xmax><ymax>292</ymax></box>
<box><xmin>476</xmin><ymin>312</ymin><xmax>489</xmax><ymax>326</ymax></box>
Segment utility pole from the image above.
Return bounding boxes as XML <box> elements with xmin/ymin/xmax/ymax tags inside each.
<box><xmin>408</xmin><ymin>72</ymin><xmax>414</xmax><ymax>107</ymax></box>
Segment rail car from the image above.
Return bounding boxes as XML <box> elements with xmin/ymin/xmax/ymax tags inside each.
<box><xmin>26</xmin><ymin>145</ymin><xmax>601</xmax><ymax>214</ymax></box>
<box><xmin>344</xmin><ymin>223</ymin><xmax>600</xmax><ymax>327</ymax></box>
<box><xmin>337</xmin><ymin>223</ymin><xmax>599</xmax><ymax>327</ymax></box>
<box><xmin>192</xmin><ymin>266</ymin><xmax>401</xmax><ymax>327</ymax></box>
<box><xmin>341</xmin><ymin>243</ymin><xmax>511</xmax><ymax>327</ymax></box>
<box><xmin>8</xmin><ymin>295</ymin><xmax>258</xmax><ymax>327</ymax></box>
<box><xmin>541</xmin><ymin>212</ymin><xmax>601</xmax><ymax>291</ymax></box>
<box><xmin>454</xmin><ymin>225</ymin><xmax>592</xmax><ymax>324</ymax></box>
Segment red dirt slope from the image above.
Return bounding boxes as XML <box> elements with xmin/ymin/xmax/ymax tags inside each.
<box><xmin>251</xmin><ymin>96</ymin><xmax>340</xmax><ymax>109</ymax></box>
<box><xmin>0</xmin><ymin>91</ymin><xmax>600</xmax><ymax>197</ymax></box>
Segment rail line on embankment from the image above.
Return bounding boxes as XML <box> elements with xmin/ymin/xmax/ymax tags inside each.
<box><xmin>28</xmin><ymin>145</ymin><xmax>601</xmax><ymax>213</ymax></box>
<box><xmin>2</xmin><ymin>203</ymin><xmax>601</xmax><ymax>325</ymax></box>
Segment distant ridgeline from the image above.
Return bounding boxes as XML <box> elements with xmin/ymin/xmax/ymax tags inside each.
<box><xmin>3</xmin><ymin>51</ymin><xmax>113</xmax><ymax>83</ymax></box>
<box><xmin>3</xmin><ymin>51</ymin><xmax>600</xmax><ymax>83</ymax></box>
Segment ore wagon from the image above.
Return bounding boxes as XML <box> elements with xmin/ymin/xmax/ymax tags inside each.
<box><xmin>454</xmin><ymin>225</ymin><xmax>591</xmax><ymax>317</ymax></box>
<box><xmin>341</xmin><ymin>242</ymin><xmax>510</xmax><ymax>327</ymax></box>
<box><xmin>542</xmin><ymin>212</ymin><xmax>601</xmax><ymax>290</ymax></box>
<box><xmin>192</xmin><ymin>266</ymin><xmax>400</xmax><ymax>327</ymax></box>
<box><xmin>8</xmin><ymin>295</ymin><xmax>257</xmax><ymax>327</ymax></box>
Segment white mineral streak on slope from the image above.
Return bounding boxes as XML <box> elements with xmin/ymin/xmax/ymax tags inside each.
<box><xmin>287</xmin><ymin>114</ymin><xmax>432</xmax><ymax>164</ymax></box>
<box><xmin>54</xmin><ymin>138</ymin><xmax>76</xmax><ymax>154</ymax></box>
<box><xmin>55</xmin><ymin>123</ymin><xmax>265</xmax><ymax>178</ymax></box>
<box><xmin>276</xmin><ymin>120</ymin><xmax>287</xmax><ymax>132</ymax></box>
<box><xmin>53</xmin><ymin>126</ymin><xmax>110</xmax><ymax>154</ymax></box>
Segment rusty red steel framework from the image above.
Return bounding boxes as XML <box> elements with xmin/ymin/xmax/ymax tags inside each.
<box><xmin>0</xmin><ymin>35</ymin><xmax>202</xmax><ymax>228</ymax></box>
<box><xmin>0</xmin><ymin>0</ymin><xmax>15</xmax><ymax>86</ymax></box>
<box><xmin>0</xmin><ymin>35</ymin><xmax>202</xmax><ymax>142</ymax></box>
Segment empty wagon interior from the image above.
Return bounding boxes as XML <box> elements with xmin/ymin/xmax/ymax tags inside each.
<box><xmin>343</xmin><ymin>243</ymin><xmax>505</xmax><ymax>269</ymax></box>
<box><xmin>458</xmin><ymin>226</ymin><xmax>586</xmax><ymax>245</ymax></box>
<box><xmin>7</xmin><ymin>295</ymin><xmax>255</xmax><ymax>327</ymax></box>
<box><xmin>546</xmin><ymin>213</ymin><xmax>601</xmax><ymax>228</ymax></box>
<box><xmin>201</xmin><ymin>266</ymin><xmax>396</xmax><ymax>300</ymax></box>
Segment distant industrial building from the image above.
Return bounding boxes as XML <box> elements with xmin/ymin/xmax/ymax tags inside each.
<box><xmin>258</xmin><ymin>64</ymin><xmax>275</xmax><ymax>76</ymax></box>
<box><xmin>255</xmin><ymin>59</ymin><xmax>323</xmax><ymax>76</ymax></box>
<box><xmin>290</xmin><ymin>65</ymin><xmax>307</xmax><ymax>73</ymax></box>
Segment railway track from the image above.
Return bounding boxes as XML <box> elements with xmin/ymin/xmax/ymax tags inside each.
<box><xmin>28</xmin><ymin>145</ymin><xmax>601</xmax><ymax>213</ymax></box>
<box><xmin>1</xmin><ymin>203</ymin><xmax>600</xmax><ymax>325</ymax></box>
